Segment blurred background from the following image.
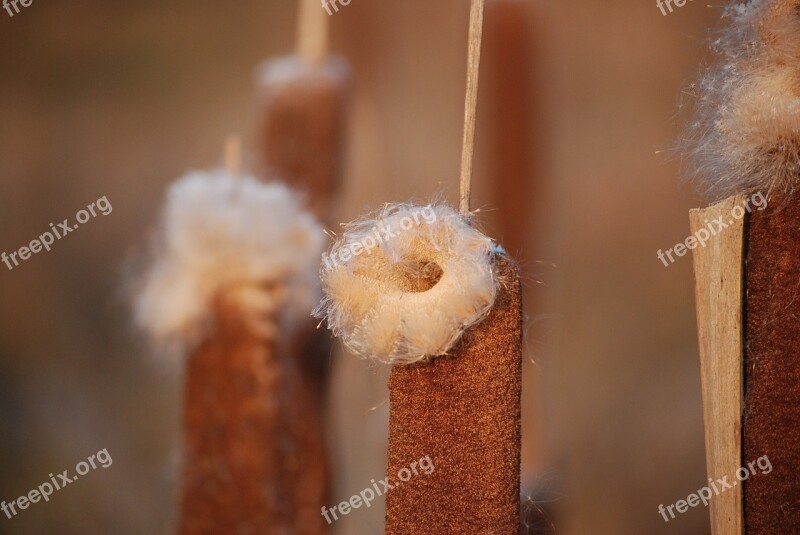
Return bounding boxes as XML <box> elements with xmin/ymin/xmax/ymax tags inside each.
<box><xmin>0</xmin><ymin>0</ymin><xmax>719</xmax><ymax>533</ymax></box>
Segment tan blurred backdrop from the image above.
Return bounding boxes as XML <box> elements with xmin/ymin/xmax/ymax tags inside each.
<box><xmin>1</xmin><ymin>1</ymin><xmax>717</xmax><ymax>533</ymax></box>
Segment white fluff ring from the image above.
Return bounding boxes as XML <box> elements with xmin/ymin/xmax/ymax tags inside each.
<box><xmin>314</xmin><ymin>203</ymin><xmax>498</xmax><ymax>365</ymax></box>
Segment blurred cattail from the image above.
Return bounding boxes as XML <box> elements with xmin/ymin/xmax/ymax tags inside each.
<box><xmin>251</xmin><ymin>1</ymin><xmax>353</xmax><ymax>529</ymax></box>
<box><xmin>134</xmin><ymin>170</ymin><xmax>324</xmax><ymax>533</ymax></box>
<box><xmin>255</xmin><ymin>0</ymin><xmax>351</xmax><ymax>220</ymax></box>
<box><xmin>683</xmin><ymin>0</ymin><xmax>800</xmax><ymax>201</ymax></box>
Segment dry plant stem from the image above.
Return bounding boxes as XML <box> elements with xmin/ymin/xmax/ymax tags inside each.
<box><xmin>296</xmin><ymin>0</ymin><xmax>328</xmax><ymax>63</ymax></box>
<box><xmin>224</xmin><ymin>135</ymin><xmax>242</xmax><ymax>176</ymax></box>
<box><xmin>385</xmin><ymin>254</ymin><xmax>522</xmax><ymax>534</ymax></box>
<box><xmin>180</xmin><ymin>287</ymin><xmax>290</xmax><ymax>534</ymax></box>
<box><xmin>743</xmin><ymin>194</ymin><xmax>800</xmax><ymax>535</ymax></box>
<box><xmin>690</xmin><ymin>197</ymin><xmax>746</xmax><ymax>535</ymax></box>
<box><xmin>459</xmin><ymin>0</ymin><xmax>485</xmax><ymax>216</ymax></box>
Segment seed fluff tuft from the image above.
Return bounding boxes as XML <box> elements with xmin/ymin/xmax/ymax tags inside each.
<box><xmin>314</xmin><ymin>203</ymin><xmax>499</xmax><ymax>365</ymax></box>
<box><xmin>682</xmin><ymin>0</ymin><xmax>800</xmax><ymax>201</ymax></box>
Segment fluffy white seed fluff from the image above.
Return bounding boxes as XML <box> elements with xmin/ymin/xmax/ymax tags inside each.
<box><xmin>683</xmin><ymin>0</ymin><xmax>800</xmax><ymax>201</ymax></box>
<box><xmin>135</xmin><ymin>170</ymin><xmax>324</xmax><ymax>353</ymax></box>
<box><xmin>314</xmin><ymin>203</ymin><xmax>498</xmax><ymax>365</ymax></box>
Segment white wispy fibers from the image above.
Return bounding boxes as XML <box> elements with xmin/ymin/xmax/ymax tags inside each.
<box><xmin>134</xmin><ymin>170</ymin><xmax>324</xmax><ymax>356</ymax></box>
<box><xmin>682</xmin><ymin>0</ymin><xmax>800</xmax><ymax>201</ymax></box>
<box><xmin>314</xmin><ymin>203</ymin><xmax>499</xmax><ymax>365</ymax></box>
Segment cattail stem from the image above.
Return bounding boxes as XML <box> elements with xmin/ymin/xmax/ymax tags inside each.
<box><xmin>686</xmin><ymin>3</ymin><xmax>800</xmax><ymax>533</ymax></box>
<box><xmin>297</xmin><ymin>0</ymin><xmax>329</xmax><ymax>63</ymax></box>
<box><xmin>459</xmin><ymin>0</ymin><xmax>485</xmax><ymax>216</ymax></box>
<box><xmin>224</xmin><ymin>135</ymin><xmax>242</xmax><ymax>176</ymax></box>
<box><xmin>135</xmin><ymin>170</ymin><xmax>325</xmax><ymax>533</ymax></box>
<box><xmin>314</xmin><ymin>203</ymin><xmax>522</xmax><ymax>533</ymax></box>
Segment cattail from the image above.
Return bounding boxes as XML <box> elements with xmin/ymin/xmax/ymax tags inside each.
<box><xmin>314</xmin><ymin>203</ymin><xmax>523</xmax><ymax>534</ymax></box>
<box><xmin>256</xmin><ymin>0</ymin><xmax>351</xmax><ymax>219</ymax></box>
<box><xmin>253</xmin><ymin>0</ymin><xmax>352</xmax><ymax>528</ymax></box>
<box><xmin>256</xmin><ymin>56</ymin><xmax>350</xmax><ymax>218</ymax></box>
<box><xmin>686</xmin><ymin>2</ymin><xmax>800</xmax><ymax>534</ymax></box>
<box><xmin>316</xmin><ymin>1</ymin><xmax>522</xmax><ymax>531</ymax></box>
<box><xmin>134</xmin><ymin>170</ymin><xmax>324</xmax><ymax>533</ymax></box>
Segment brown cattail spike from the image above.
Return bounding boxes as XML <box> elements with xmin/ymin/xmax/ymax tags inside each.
<box><xmin>743</xmin><ymin>193</ymin><xmax>800</xmax><ymax>535</ymax></box>
<box><xmin>314</xmin><ymin>203</ymin><xmax>523</xmax><ymax>532</ymax></box>
<box><xmin>134</xmin><ymin>171</ymin><xmax>325</xmax><ymax>533</ymax></box>
<box><xmin>257</xmin><ymin>57</ymin><xmax>350</xmax><ymax>219</ymax></box>
<box><xmin>255</xmin><ymin>8</ymin><xmax>351</xmax><ymax>529</ymax></box>
<box><xmin>181</xmin><ymin>285</ymin><xmax>288</xmax><ymax>533</ymax></box>
<box><xmin>385</xmin><ymin>253</ymin><xmax>522</xmax><ymax>534</ymax></box>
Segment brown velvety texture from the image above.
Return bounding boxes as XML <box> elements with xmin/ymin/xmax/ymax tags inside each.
<box><xmin>743</xmin><ymin>195</ymin><xmax>800</xmax><ymax>534</ymax></box>
<box><xmin>251</xmin><ymin>57</ymin><xmax>345</xmax><ymax>535</ymax></box>
<box><xmin>258</xmin><ymin>59</ymin><xmax>350</xmax><ymax>218</ymax></box>
<box><xmin>385</xmin><ymin>254</ymin><xmax>522</xmax><ymax>535</ymax></box>
<box><xmin>283</xmin><ymin>323</ymin><xmax>331</xmax><ymax>535</ymax></box>
<box><xmin>179</xmin><ymin>289</ymin><xmax>329</xmax><ymax>534</ymax></box>
<box><xmin>180</xmin><ymin>289</ymin><xmax>286</xmax><ymax>533</ymax></box>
